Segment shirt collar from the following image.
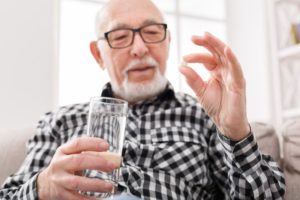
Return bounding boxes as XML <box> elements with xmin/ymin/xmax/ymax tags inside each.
<box><xmin>100</xmin><ymin>82</ymin><xmax>176</xmax><ymax>105</ymax></box>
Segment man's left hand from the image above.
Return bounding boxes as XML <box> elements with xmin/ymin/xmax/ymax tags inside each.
<box><xmin>180</xmin><ymin>32</ymin><xmax>250</xmax><ymax>141</ymax></box>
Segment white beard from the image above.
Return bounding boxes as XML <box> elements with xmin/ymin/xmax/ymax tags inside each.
<box><xmin>111</xmin><ymin>57</ymin><xmax>168</xmax><ymax>103</ymax></box>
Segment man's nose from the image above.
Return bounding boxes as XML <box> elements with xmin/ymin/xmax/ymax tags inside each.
<box><xmin>130</xmin><ymin>33</ymin><xmax>149</xmax><ymax>57</ymax></box>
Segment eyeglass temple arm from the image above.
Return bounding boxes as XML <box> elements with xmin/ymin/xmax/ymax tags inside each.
<box><xmin>97</xmin><ymin>36</ymin><xmax>106</xmax><ymax>41</ymax></box>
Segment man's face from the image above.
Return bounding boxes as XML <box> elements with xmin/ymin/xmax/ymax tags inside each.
<box><xmin>94</xmin><ymin>0</ymin><xmax>170</xmax><ymax>102</ymax></box>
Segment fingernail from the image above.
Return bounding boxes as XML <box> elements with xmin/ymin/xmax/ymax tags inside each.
<box><xmin>105</xmin><ymin>182</ymin><xmax>113</xmax><ymax>190</ymax></box>
<box><xmin>181</xmin><ymin>61</ymin><xmax>187</xmax><ymax>66</ymax></box>
<box><xmin>107</xmin><ymin>161</ymin><xmax>117</xmax><ymax>169</ymax></box>
<box><xmin>100</xmin><ymin>142</ymin><xmax>109</xmax><ymax>149</ymax></box>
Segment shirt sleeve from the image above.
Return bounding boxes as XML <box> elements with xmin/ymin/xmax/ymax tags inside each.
<box><xmin>207</xmin><ymin>125</ymin><xmax>286</xmax><ymax>200</ymax></box>
<box><xmin>0</xmin><ymin>112</ymin><xmax>59</xmax><ymax>200</ymax></box>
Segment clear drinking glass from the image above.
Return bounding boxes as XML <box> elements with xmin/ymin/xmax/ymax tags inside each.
<box><xmin>83</xmin><ymin>97</ymin><xmax>128</xmax><ymax>199</ymax></box>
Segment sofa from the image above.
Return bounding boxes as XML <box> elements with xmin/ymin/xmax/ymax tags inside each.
<box><xmin>0</xmin><ymin>121</ymin><xmax>299</xmax><ymax>199</ymax></box>
<box><xmin>249</xmin><ymin>121</ymin><xmax>300</xmax><ymax>200</ymax></box>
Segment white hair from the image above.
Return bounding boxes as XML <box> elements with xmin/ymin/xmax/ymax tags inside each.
<box><xmin>94</xmin><ymin>3</ymin><xmax>109</xmax><ymax>38</ymax></box>
<box><xmin>111</xmin><ymin>57</ymin><xmax>168</xmax><ymax>102</ymax></box>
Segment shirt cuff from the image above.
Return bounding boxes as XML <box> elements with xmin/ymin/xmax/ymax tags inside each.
<box><xmin>19</xmin><ymin>173</ymin><xmax>39</xmax><ymax>200</ymax></box>
<box><xmin>217</xmin><ymin>130</ymin><xmax>262</xmax><ymax>176</ymax></box>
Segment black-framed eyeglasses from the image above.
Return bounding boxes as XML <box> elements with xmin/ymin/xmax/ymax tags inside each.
<box><xmin>98</xmin><ymin>23</ymin><xmax>168</xmax><ymax>49</ymax></box>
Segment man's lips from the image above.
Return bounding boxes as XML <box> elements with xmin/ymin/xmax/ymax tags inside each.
<box><xmin>126</xmin><ymin>66</ymin><xmax>156</xmax><ymax>80</ymax></box>
<box><xmin>127</xmin><ymin>66</ymin><xmax>155</xmax><ymax>72</ymax></box>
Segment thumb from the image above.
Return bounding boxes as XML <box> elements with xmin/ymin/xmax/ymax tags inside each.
<box><xmin>179</xmin><ymin>65</ymin><xmax>206</xmax><ymax>98</ymax></box>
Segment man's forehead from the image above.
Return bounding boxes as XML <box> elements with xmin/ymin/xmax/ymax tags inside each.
<box><xmin>105</xmin><ymin>0</ymin><xmax>162</xmax><ymax>15</ymax></box>
<box><xmin>97</xmin><ymin>0</ymin><xmax>164</xmax><ymax>34</ymax></box>
<box><xmin>107</xmin><ymin>19</ymin><xmax>163</xmax><ymax>30</ymax></box>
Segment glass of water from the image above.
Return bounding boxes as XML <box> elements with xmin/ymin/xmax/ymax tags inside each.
<box><xmin>84</xmin><ymin>97</ymin><xmax>128</xmax><ymax>199</ymax></box>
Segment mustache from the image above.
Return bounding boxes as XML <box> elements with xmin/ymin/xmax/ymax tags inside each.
<box><xmin>123</xmin><ymin>57</ymin><xmax>159</xmax><ymax>75</ymax></box>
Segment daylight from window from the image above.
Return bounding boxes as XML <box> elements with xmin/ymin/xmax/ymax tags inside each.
<box><xmin>59</xmin><ymin>0</ymin><xmax>226</xmax><ymax>105</ymax></box>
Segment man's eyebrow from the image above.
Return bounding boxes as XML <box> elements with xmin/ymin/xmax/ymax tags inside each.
<box><xmin>140</xmin><ymin>19</ymin><xmax>163</xmax><ymax>26</ymax></box>
<box><xmin>110</xmin><ymin>23</ymin><xmax>131</xmax><ymax>30</ymax></box>
<box><xmin>109</xmin><ymin>19</ymin><xmax>163</xmax><ymax>30</ymax></box>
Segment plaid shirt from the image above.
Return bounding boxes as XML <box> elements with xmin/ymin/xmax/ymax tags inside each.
<box><xmin>1</xmin><ymin>83</ymin><xmax>285</xmax><ymax>200</ymax></box>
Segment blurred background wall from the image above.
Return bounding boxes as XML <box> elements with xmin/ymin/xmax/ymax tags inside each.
<box><xmin>0</xmin><ymin>0</ymin><xmax>58</xmax><ymax>129</ymax></box>
<box><xmin>0</xmin><ymin>0</ymin><xmax>275</xmax><ymax>130</ymax></box>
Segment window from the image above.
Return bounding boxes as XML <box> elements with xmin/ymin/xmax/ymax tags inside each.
<box><xmin>59</xmin><ymin>0</ymin><xmax>227</xmax><ymax>105</ymax></box>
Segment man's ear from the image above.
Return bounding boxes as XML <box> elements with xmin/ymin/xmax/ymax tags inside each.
<box><xmin>90</xmin><ymin>41</ymin><xmax>104</xmax><ymax>69</ymax></box>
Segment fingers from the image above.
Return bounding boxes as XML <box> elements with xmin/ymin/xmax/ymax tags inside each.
<box><xmin>56</xmin><ymin>138</ymin><xmax>118</xmax><ymax>174</ymax></box>
<box><xmin>59</xmin><ymin>137</ymin><xmax>109</xmax><ymax>155</ymax></box>
<box><xmin>224</xmin><ymin>47</ymin><xmax>245</xmax><ymax>87</ymax></box>
<box><xmin>196</xmin><ymin>32</ymin><xmax>226</xmax><ymax>55</ymax></box>
<box><xmin>183</xmin><ymin>53</ymin><xmax>217</xmax><ymax>71</ymax></box>
<box><xmin>191</xmin><ymin>33</ymin><xmax>227</xmax><ymax>65</ymax></box>
<box><xmin>187</xmin><ymin>32</ymin><xmax>245</xmax><ymax>88</ymax></box>
<box><xmin>62</xmin><ymin>175</ymin><xmax>114</xmax><ymax>193</ymax></box>
<box><xmin>38</xmin><ymin>137</ymin><xmax>116</xmax><ymax>199</ymax></box>
<box><xmin>83</xmin><ymin>152</ymin><xmax>122</xmax><ymax>167</ymax></box>
<box><xmin>191</xmin><ymin>35</ymin><xmax>221</xmax><ymax>62</ymax></box>
<box><xmin>179</xmin><ymin>65</ymin><xmax>206</xmax><ymax>98</ymax></box>
<box><xmin>37</xmin><ymin>168</ymin><xmax>106</xmax><ymax>200</ymax></box>
<box><xmin>59</xmin><ymin>190</ymin><xmax>100</xmax><ymax>200</ymax></box>
<box><xmin>58</xmin><ymin>152</ymin><xmax>119</xmax><ymax>172</ymax></box>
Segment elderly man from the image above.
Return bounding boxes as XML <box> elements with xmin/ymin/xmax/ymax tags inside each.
<box><xmin>0</xmin><ymin>0</ymin><xmax>285</xmax><ymax>199</ymax></box>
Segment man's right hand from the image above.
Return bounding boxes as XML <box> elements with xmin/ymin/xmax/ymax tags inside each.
<box><xmin>37</xmin><ymin>137</ymin><xmax>120</xmax><ymax>200</ymax></box>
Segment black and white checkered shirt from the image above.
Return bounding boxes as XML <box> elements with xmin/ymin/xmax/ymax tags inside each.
<box><xmin>0</xmin><ymin>83</ymin><xmax>285</xmax><ymax>199</ymax></box>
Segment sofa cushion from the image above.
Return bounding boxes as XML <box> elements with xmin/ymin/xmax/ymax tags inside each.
<box><xmin>283</xmin><ymin>120</ymin><xmax>300</xmax><ymax>173</ymax></box>
<box><xmin>0</xmin><ymin>127</ymin><xmax>34</xmax><ymax>185</ymax></box>
<box><xmin>284</xmin><ymin>170</ymin><xmax>300</xmax><ymax>200</ymax></box>
<box><xmin>251</xmin><ymin>122</ymin><xmax>281</xmax><ymax>164</ymax></box>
